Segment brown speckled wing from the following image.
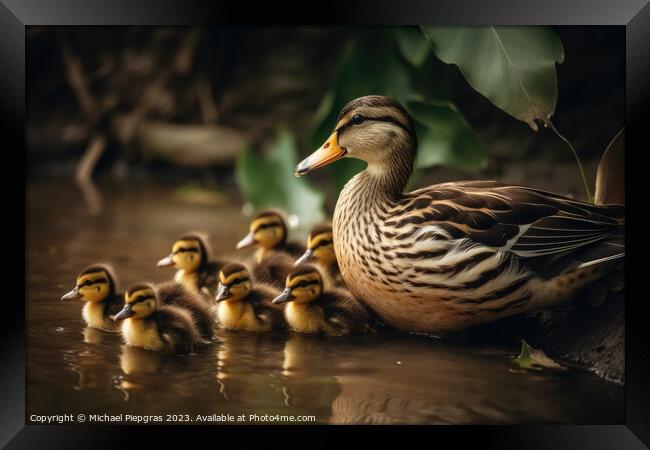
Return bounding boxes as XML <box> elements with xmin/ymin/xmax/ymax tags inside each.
<box><xmin>389</xmin><ymin>181</ymin><xmax>624</xmax><ymax>259</ymax></box>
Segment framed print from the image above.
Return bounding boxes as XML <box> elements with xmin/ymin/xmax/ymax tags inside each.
<box><xmin>2</xmin><ymin>0</ymin><xmax>648</xmax><ymax>448</ymax></box>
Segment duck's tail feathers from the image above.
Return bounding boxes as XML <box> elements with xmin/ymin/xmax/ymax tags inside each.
<box><xmin>575</xmin><ymin>251</ymin><xmax>624</xmax><ymax>270</ymax></box>
<box><xmin>540</xmin><ymin>230</ymin><xmax>624</xmax><ymax>278</ymax></box>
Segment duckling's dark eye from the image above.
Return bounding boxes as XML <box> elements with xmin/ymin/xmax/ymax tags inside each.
<box><xmin>83</xmin><ymin>280</ymin><xmax>93</xmax><ymax>287</ymax></box>
<box><xmin>352</xmin><ymin>114</ymin><xmax>365</xmax><ymax>125</ymax></box>
<box><xmin>297</xmin><ymin>281</ymin><xmax>308</xmax><ymax>288</ymax></box>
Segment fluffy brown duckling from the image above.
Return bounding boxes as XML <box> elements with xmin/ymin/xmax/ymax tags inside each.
<box><xmin>237</xmin><ymin>210</ymin><xmax>305</xmax><ymax>260</ymax></box>
<box><xmin>154</xmin><ymin>281</ymin><xmax>217</xmax><ymax>340</ymax></box>
<box><xmin>112</xmin><ymin>283</ymin><xmax>212</xmax><ymax>353</ymax></box>
<box><xmin>215</xmin><ymin>263</ymin><xmax>286</xmax><ymax>332</ymax></box>
<box><xmin>61</xmin><ymin>263</ymin><xmax>123</xmax><ymax>332</ymax></box>
<box><xmin>157</xmin><ymin>233</ymin><xmax>231</xmax><ymax>298</ymax></box>
<box><xmin>295</xmin><ymin>223</ymin><xmax>343</xmax><ymax>286</ymax></box>
<box><xmin>236</xmin><ymin>210</ymin><xmax>305</xmax><ymax>284</ymax></box>
<box><xmin>272</xmin><ymin>264</ymin><xmax>370</xmax><ymax>335</ymax></box>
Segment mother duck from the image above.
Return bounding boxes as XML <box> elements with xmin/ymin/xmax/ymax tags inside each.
<box><xmin>296</xmin><ymin>95</ymin><xmax>624</xmax><ymax>335</ymax></box>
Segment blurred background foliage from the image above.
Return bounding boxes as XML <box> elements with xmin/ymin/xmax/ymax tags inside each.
<box><xmin>26</xmin><ymin>26</ymin><xmax>625</xmax><ymax>228</ymax></box>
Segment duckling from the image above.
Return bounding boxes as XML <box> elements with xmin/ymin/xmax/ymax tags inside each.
<box><xmin>157</xmin><ymin>233</ymin><xmax>230</xmax><ymax>298</ymax></box>
<box><xmin>236</xmin><ymin>210</ymin><xmax>306</xmax><ymax>263</ymax></box>
<box><xmin>61</xmin><ymin>263</ymin><xmax>123</xmax><ymax>332</ymax></box>
<box><xmin>155</xmin><ymin>281</ymin><xmax>216</xmax><ymax>340</ymax></box>
<box><xmin>272</xmin><ymin>264</ymin><xmax>370</xmax><ymax>335</ymax></box>
<box><xmin>113</xmin><ymin>283</ymin><xmax>209</xmax><ymax>353</ymax></box>
<box><xmin>215</xmin><ymin>262</ymin><xmax>285</xmax><ymax>332</ymax></box>
<box><xmin>295</xmin><ymin>223</ymin><xmax>344</xmax><ymax>286</ymax></box>
<box><xmin>251</xmin><ymin>251</ymin><xmax>296</xmax><ymax>287</ymax></box>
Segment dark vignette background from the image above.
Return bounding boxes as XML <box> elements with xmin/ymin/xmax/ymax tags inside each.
<box><xmin>2</xmin><ymin>0</ymin><xmax>649</xmax><ymax>448</ymax></box>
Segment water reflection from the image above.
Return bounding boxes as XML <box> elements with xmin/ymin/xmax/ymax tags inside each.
<box><xmin>26</xmin><ymin>180</ymin><xmax>624</xmax><ymax>424</ymax></box>
<box><xmin>215</xmin><ymin>331</ymin><xmax>288</xmax><ymax>408</ymax></box>
<box><xmin>82</xmin><ymin>326</ymin><xmax>114</xmax><ymax>345</ymax></box>
<box><xmin>281</xmin><ymin>335</ymin><xmax>341</xmax><ymax>417</ymax></box>
<box><xmin>120</xmin><ymin>344</ymin><xmax>166</xmax><ymax>375</ymax></box>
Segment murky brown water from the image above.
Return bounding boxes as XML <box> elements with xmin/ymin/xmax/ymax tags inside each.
<box><xmin>26</xmin><ymin>179</ymin><xmax>624</xmax><ymax>424</ymax></box>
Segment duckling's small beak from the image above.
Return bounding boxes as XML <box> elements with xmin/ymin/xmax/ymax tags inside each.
<box><xmin>61</xmin><ymin>286</ymin><xmax>81</xmax><ymax>301</ymax></box>
<box><xmin>216</xmin><ymin>284</ymin><xmax>230</xmax><ymax>302</ymax></box>
<box><xmin>112</xmin><ymin>304</ymin><xmax>134</xmax><ymax>321</ymax></box>
<box><xmin>294</xmin><ymin>249</ymin><xmax>314</xmax><ymax>266</ymax></box>
<box><xmin>272</xmin><ymin>288</ymin><xmax>293</xmax><ymax>305</ymax></box>
<box><xmin>236</xmin><ymin>232</ymin><xmax>256</xmax><ymax>250</ymax></box>
<box><xmin>157</xmin><ymin>254</ymin><xmax>175</xmax><ymax>268</ymax></box>
<box><xmin>295</xmin><ymin>132</ymin><xmax>346</xmax><ymax>177</ymax></box>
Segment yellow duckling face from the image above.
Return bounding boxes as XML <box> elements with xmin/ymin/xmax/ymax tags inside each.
<box><xmin>113</xmin><ymin>285</ymin><xmax>158</xmax><ymax>321</ymax></box>
<box><xmin>295</xmin><ymin>96</ymin><xmax>416</xmax><ymax>176</ymax></box>
<box><xmin>296</xmin><ymin>225</ymin><xmax>335</xmax><ymax>268</ymax></box>
<box><xmin>236</xmin><ymin>211</ymin><xmax>287</xmax><ymax>251</ymax></box>
<box><xmin>157</xmin><ymin>236</ymin><xmax>205</xmax><ymax>273</ymax></box>
<box><xmin>272</xmin><ymin>265</ymin><xmax>323</xmax><ymax>305</ymax></box>
<box><xmin>61</xmin><ymin>265</ymin><xmax>114</xmax><ymax>303</ymax></box>
<box><xmin>216</xmin><ymin>263</ymin><xmax>252</xmax><ymax>303</ymax></box>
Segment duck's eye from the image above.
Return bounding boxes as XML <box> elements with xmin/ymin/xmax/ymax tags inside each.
<box><xmin>352</xmin><ymin>114</ymin><xmax>365</xmax><ymax>125</ymax></box>
<box><xmin>83</xmin><ymin>280</ymin><xmax>93</xmax><ymax>287</ymax></box>
<box><xmin>297</xmin><ymin>281</ymin><xmax>309</xmax><ymax>288</ymax></box>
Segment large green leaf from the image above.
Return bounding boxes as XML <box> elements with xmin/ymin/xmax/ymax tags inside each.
<box><xmin>394</xmin><ymin>26</ymin><xmax>430</xmax><ymax>67</ymax></box>
<box><xmin>236</xmin><ymin>129</ymin><xmax>325</xmax><ymax>227</ymax></box>
<box><xmin>421</xmin><ymin>26</ymin><xmax>564</xmax><ymax>130</ymax></box>
<box><xmin>409</xmin><ymin>100</ymin><xmax>486</xmax><ymax>171</ymax></box>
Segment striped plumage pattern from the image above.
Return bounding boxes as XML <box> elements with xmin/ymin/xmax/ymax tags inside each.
<box><xmin>324</xmin><ymin>96</ymin><xmax>625</xmax><ymax>334</ymax></box>
<box><xmin>335</xmin><ymin>177</ymin><xmax>623</xmax><ymax>333</ymax></box>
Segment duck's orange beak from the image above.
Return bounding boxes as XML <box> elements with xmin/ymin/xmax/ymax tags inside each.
<box><xmin>295</xmin><ymin>132</ymin><xmax>346</xmax><ymax>177</ymax></box>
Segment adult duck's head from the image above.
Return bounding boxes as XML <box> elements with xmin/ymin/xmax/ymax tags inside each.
<box><xmin>296</xmin><ymin>95</ymin><xmax>417</xmax><ymax>193</ymax></box>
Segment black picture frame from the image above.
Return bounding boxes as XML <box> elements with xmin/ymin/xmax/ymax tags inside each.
<box><xmin>3</xmin><ymin>0</ymin><xmax>648</xmax><ymax>447</ymax></box>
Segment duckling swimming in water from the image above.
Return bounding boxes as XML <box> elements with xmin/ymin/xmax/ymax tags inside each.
<box><xmin>236</xmin><ymin>210</ymin><xmax>306</xmax><ymax>263</ymax></box>
<box><xmin>61</xmin><ymin>263</ymin><xmax>123</xmax><ymax>332</ymax></box>
<box><xmin>157</xmin><ymin>233</ymin><xmax>230</xmax><ymax>298</ymax></box>
<box><xmin>113</xmin><ymin>283</ymin><xmax>210</xmax><ymax>353</ymax></box>
<box><xmin>272</xmin><ymin>264</ymin><xmax>370</xmax><ymax>335</ymax></box>
<box><xmin>295</xmin><ymin>223</ymin><xmax>344</xmax><ymax>286</ymax></box>
<box><xmin>236</xmin><ymin>210</ymin><xmax>304</xmax><ymax>283</ymax></box>
<box><xmin>215</xmin><ymin>262</ymin><xmax>285</xmax><ymax>332</ymax></box>
<box><xmin>154</xmin><ymin>281</ymin><xmax>216</xmax><ymax>340</ymax></box>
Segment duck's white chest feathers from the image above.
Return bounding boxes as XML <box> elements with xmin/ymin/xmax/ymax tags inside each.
<box><xmin>121</xmin><ymin>319</ymin><xmax>165</xmax><ymax>351</ymax></box>
<box><xmin>218</xmin><ymin>301</ymin><xmax>270</xmax><ymax>332</ymax></box>
<box><xmin>82</xmin><ymin>302</ymin><xmax>117</xmax><ymax>332</ymax></box>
